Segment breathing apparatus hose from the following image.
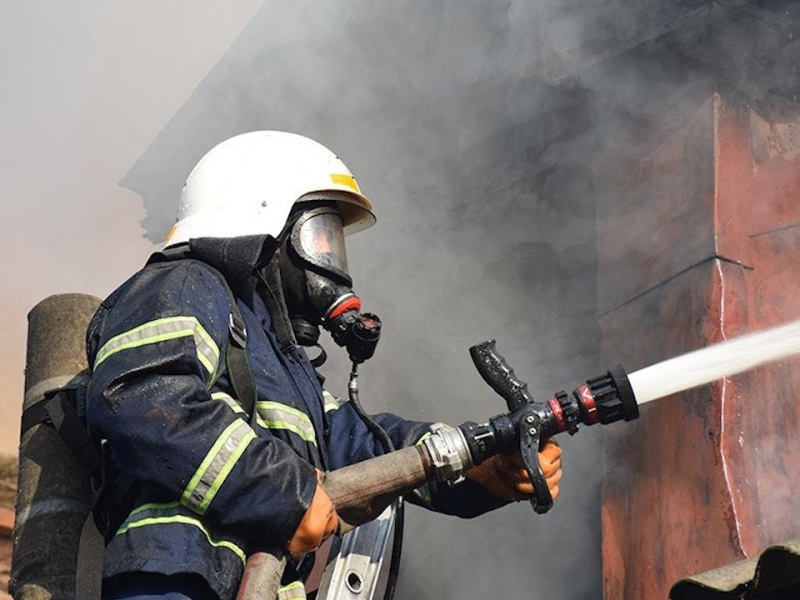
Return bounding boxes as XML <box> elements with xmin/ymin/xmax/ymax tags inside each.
<box><xmin>348</xmin><ymin>363</ymin><xmax>395</xmax><ymax>453</ymax></box>
<box><xmin>347</xmin><ymin>362</ymin><xmax>404</xmax><ymax>600</ymax></box>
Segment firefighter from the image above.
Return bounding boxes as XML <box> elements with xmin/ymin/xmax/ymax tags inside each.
<box><xmin>85</xmin><ymin>131</ymin><xmax>563</xmax><ymax>600</ymax></box>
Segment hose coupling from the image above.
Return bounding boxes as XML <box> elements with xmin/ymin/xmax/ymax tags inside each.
<box><xmin>422</xmin><ymin>423</ymin><xmax>474</xmax><ymax>485</ymax></box>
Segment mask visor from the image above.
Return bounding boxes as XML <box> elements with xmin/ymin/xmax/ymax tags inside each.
<box><xmin>294</xmin><ymin>209</ymin><xmax>350</xmax><ymax>277</ymax></box>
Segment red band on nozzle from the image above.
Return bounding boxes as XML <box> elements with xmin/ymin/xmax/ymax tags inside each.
<box><xmin>577</xmin><ymin>384</ymin><xmax>599</xmax><ymax>425</ymax></box>
<box><xmin>548</xmin><ymin>398</ymin><xmax>567</xmax><ymax>433</ymax></box>
<box><xmin>328</xmin><ymin>296</ymin><xmax>362</xmax><ymax>320</ymax></box>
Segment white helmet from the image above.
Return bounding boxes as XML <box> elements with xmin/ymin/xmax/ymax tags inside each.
<box><xmin>164</xmin><ymin>131</ymin><xmax>376</xmax><ymax>247</ymax></box>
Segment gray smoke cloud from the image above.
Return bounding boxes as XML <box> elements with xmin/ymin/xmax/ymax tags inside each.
<box><xmin>116</xmin><ymin>1</ymin><xmax>800</xmax><ymax>598</ymax></box>
<box><xmin>119</xmin><ymin>3</ymin><xmax>607</xmax><ymax>597</ymax></box>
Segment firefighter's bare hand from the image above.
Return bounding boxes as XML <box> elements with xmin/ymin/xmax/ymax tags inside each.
<box><xmin>285</xmin><ymin>472</ymin><xmax>339</xmax><ymax>559</ymax></box>
<box><xmin>466</xmin><ymin>439</ymin><xmax>563</xmax><ymax>502</ymax></box>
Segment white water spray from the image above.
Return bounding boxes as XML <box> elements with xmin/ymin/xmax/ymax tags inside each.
<box><xmin>629</xmin><ymin>320</ymin><xmax>800</xmax><ymax>405</ymax></box>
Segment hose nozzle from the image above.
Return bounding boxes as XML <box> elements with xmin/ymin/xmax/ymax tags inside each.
<box><xmin>465</xmin><ymin>340</ymin><xmax>641</xmax><ymax>514</ymax></box>
<box><xmin>546</xmin><ymin>365</ymin><xmax>638</xmax><ymax>434</ymax></box>
<box><xmin>584</xmin><ymin>365</ymin><xmax>639</xmax><ymax>424</ymax></box>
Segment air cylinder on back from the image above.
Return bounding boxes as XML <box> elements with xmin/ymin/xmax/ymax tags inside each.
<box><xmin>11</xmin><ymin>294</ymin><xmax>101</xmax><ymax>600</ymax></box>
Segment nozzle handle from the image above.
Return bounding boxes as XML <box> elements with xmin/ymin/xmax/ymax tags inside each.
<box><xmin>469</xmin><ymin>340</ymin><xmax>535</xmax><ymax>411</ymax></box>
<box><xmin>520</xmin><ymin>412</ymin><xmax>554</xmax><ymax>514</ymax></box>
<box><xmin>469</xmin><ymin>341</ymin><xmax>554</xmax><ymax>513</ymax></box>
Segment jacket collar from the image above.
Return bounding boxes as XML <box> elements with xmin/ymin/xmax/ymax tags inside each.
<box><xmin>149</xmin><ymin>235</ymin><xmax>278</xmax><ymax>298</ymax></box>
<box><xmin>181</xmin><ymin>235</ymin><xmax>278</xmax><ymax>296</ymax></box>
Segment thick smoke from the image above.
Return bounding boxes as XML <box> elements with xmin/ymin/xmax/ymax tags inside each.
<box><xmin>117</xmin><ymin>1</ymin><xmax>800</xmax><ymax>598</ymax></box>
<box><xmin>119</xmin><ymin>3</ymin><xmax>608</xmax><ymax>598</ymax></box>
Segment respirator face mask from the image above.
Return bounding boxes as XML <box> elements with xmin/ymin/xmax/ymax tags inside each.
<box><xmin>279</xmin><ymin>205</ymin><xmax>381</xmax><ymax>365</ymax></box>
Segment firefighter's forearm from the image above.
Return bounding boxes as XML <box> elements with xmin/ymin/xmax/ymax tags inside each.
<box><xmin>321</xmin><ymin>445</ymin><xmax>433</xmax><ymax>533</ymax></box>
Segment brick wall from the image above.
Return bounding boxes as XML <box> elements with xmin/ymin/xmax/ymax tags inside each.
<box><xmin>598</xmin><ymin>93</ymin><xmax>800</xmax><ymax>599</ymax></box>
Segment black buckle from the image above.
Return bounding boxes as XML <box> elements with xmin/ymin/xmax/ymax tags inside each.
<box><xmin>229</xmin><ymin>312</ymin><xmax>247</xmax><ymax>348</ymax></box>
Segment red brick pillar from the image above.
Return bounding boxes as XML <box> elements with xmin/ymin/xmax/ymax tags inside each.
<box><xmin>598</xmin><ymin>93</ymin><xmax>800</xmax><ymax>599</ymax></box>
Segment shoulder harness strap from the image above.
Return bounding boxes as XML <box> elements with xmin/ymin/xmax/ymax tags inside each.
<box><xmin>224</xmin><ymin>294</ymin><xmax>258</xmax><ymax>425</ymax></box>
<box><xmin>148</xmin><ymin>246</ymin><xmax>259</xmax><ymax>425</ymax></box>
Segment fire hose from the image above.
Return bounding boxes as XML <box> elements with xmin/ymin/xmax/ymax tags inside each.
<box><xmin>236</xmin><ymin>340</ymin><xmax>640</xmax><ymax>599</ymax></box>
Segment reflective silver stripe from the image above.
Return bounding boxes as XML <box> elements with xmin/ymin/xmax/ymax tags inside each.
<box><xmin>94</xmin><ymin>316</ymin><xmax>220</xmax><ymax>382</ymax></box>
<box><xmin>212</xmin><ymin>392</ymin><xmax>268</xmax><ymax>428</ymax></box>
<box><xmin>278</xmin><ymin>581</ymin><xmax>306</xmax><ymax>600</ymax></box>
<box><xmin>212</xmin><ymin>391</ymin><xmax>245</xmax><ymax>414</ymax></box>
<box><xmin>257</xmin><ymin>401</ymin><xmax>317</xmax><ymax>445</ymax></box>
<box><xmin>322</xmin><ymin>390</ymin><xmax>347</xmax><ymax>413</ymax></box>
<box><xmin>181</xmin><ymin>419</ymin><xmax>257</xmax><ymax>514</ymax></box>
<box><xmin>116</xmin><ymin>501</ymin><xmax>245</xmax><ymax>563</ymax></box>
<box><xmin>213</xmin><ymin>397</ymin><xmax>318</xmax><ymax>444</ymax></box>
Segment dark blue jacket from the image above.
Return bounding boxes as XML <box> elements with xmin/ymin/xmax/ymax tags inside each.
<box><xmin>86</xmin><ymin>237</ymin><xmax>504</xmax><ymax>600</ymax></box>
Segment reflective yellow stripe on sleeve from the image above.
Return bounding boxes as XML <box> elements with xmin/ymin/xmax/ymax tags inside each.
<box><xmin>278</xmin><ymin>581</ymin><xmax>306</xmax><ymax>600</ymax></box>
<box><xmin>212</xmin><ymin>392</ymin><xmax>269</xmax><ymax>428</ymax></box>
<box><xmin>117</xmin><ymin>502</ymin><xmax>246</xmax><ymax>564</ymax></box>
<box><xmin>322</xmin><ymin>390</ymin><xmax>347</xmax><ymax>413</ymax></box>
<box><xmin>181</xmin><ymin>419</ymin><xmax>256</xmax><ymax>515</ymax></box>
<box><xmin>213</xmin><ymin>395</ymin><xmax>318</xmax><ymax>445</ymax></box>
<box><xmin>212</xmin><ymin>391</ymin><xmax>246</xmax><ymax>414</ymax></box>
<box><xmin>94</xmin><ymin>316</ymin><xmax>220</xmax><ymax>383</ymax></box>
<box><xmin>256</xmin><ymin>401</ymin><xmax>317</xmax><ymax>445</ymax></box>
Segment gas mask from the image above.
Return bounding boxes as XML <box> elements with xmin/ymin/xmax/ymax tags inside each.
<box><xmin>278</xmin><ymin>205</ymin><xmax>381</xmax><ymax>365</ymax></box>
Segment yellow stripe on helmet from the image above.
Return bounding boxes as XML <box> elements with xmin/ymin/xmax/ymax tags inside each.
<box><xmin>330</xmin><ymin>173</ymin><xmax>361</xmax><ymax>193</ymax></box>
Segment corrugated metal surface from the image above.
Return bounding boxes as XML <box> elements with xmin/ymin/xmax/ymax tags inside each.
<box><xmin>670</xmin><ymin>538</ymin><xmax>800</xmax><ymax>599</ymax></box>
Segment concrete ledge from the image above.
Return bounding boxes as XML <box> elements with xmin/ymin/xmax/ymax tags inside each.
<box><xmin>671</xmin><ymin>538</ymin><xmax>800</xmax><ymax>599</ymax></box>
